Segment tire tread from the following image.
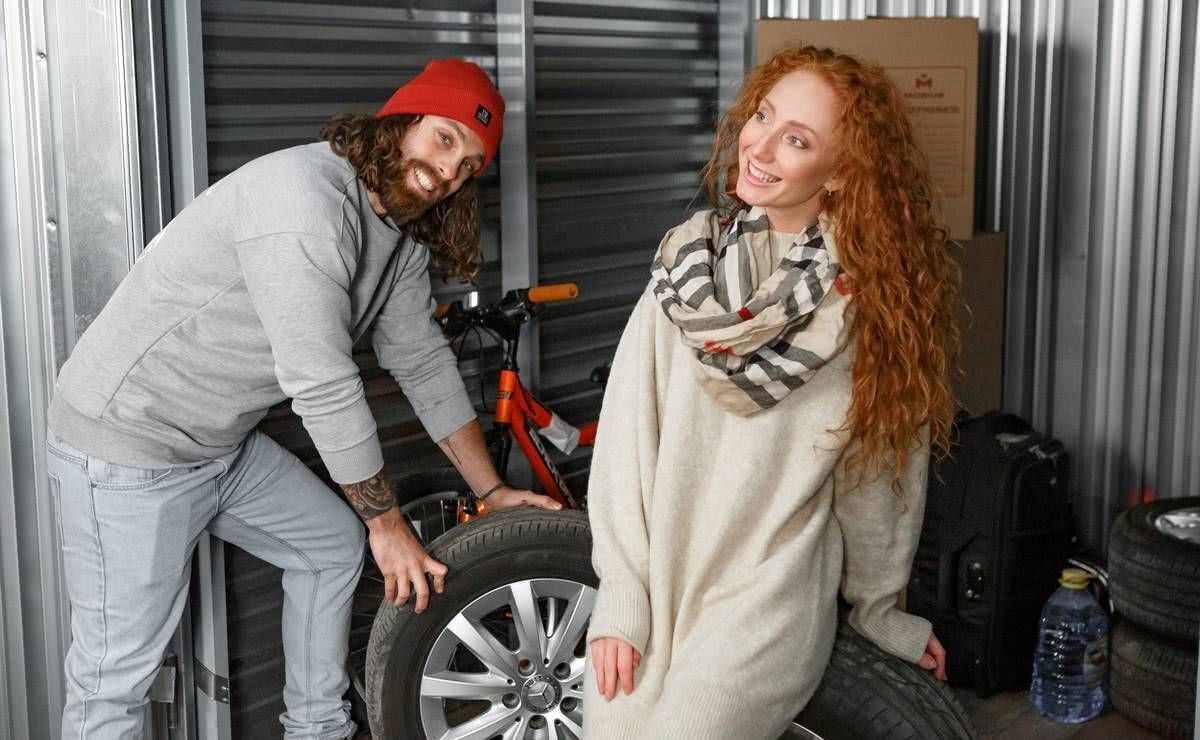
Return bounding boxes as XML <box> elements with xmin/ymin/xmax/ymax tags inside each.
<box><xmin>1108</xmin><ymin>498</ymin><xmax>1200</xmax><ymax>641</ymax></box>
<box><xmin>1109</xmin><ymin>619</ymin><xmax>1197</xmax><ymax>740</ymax></box>
<box><xmin>795</xmin><ymin>621</ymin><xmax>977</xmax><ymax>740</ymax></box>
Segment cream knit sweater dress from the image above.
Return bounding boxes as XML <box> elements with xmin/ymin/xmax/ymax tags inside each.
<box><xmin>582</xmin><ymin>225</ymin><xmax>934</xmax><ymax>740</ymax></box>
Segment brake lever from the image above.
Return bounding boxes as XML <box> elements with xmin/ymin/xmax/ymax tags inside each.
<box><xmin>498</xmin><ymin>289</ymin><xmax>539</xmax><ymax>322</ymax></box>
<box><xmin>437</xmin><ymin>301</ymin><xmax>473</xmax><ymax>337</ymax></box>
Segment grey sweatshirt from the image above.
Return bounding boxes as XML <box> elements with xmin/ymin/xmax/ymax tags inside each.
<box><xmin>48</xmin><ymin>143</ymin><xmax>475</xmax><ymax>484</ymax></box>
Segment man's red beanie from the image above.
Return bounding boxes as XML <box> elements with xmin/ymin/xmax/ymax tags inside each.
<box><xmin>376</xmin><ymin>59</ymin><xmax>505</xmax><ymax>173</ymax></box>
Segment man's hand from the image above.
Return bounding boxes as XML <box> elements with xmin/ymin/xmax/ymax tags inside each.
<box><xmin>366</xmin><ymin>507</ymin><xmax>448</xmax><ymax>613</ymax></box>
<box><xmin>340</xmin><ymin>471</ymin><xmax>448</xmax><ymax>613</ymax></box>
<box><xmin>484</xmin><ymin>485</ymin><xmax>562</xmax><ymax>511</ymax></box>
<box><xmin>438</xmin><ymin>421</ymin><xmax>563</xmax><ymax>513</ymax></box>
<box><xmin>590</xmin><ymin>637</ymin><xmax>642</xmax><ymax>701</ymax></box>
<box><xmin>917</xmin><ymin>632</ymin><xmax>948</xmax><ymax>681</ymax></box>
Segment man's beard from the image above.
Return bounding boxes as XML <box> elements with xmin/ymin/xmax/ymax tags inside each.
<box><xmin>379</xmin><ymin>158</ymin><xmax>449</xmax><ymax>225</ymax></box>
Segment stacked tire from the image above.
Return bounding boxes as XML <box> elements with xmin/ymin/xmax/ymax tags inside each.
<box><xmin>1107</xmin><ymin>497</ymin><xmax>1199</xmax><ymax>740</ymax></box>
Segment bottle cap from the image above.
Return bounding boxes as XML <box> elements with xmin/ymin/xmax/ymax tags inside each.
<box><xmin>1059</xmin><ymin>568</ymin><xmax>1092</xmax><ymax>589</ymax></box>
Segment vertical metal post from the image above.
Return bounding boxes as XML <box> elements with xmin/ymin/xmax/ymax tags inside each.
<box><xmin>191</xmin><ymin>538</ymin><xmax>231</xmax><ymax>740</ymax></box>
<box><xmin>0</xmin><ymin>333</ymin><xmax>31</xmax><ymax>740</ymax></box>
<box><xmin>132</xmin><ymin>0</ymin><xmax>175</xmax><ymax>248</ymax></box>
<box><xmin>165</xmin><ymin>0</ymin><xmax>209</xmax><ymax>207</ymax></box>
<box><xmin>131</xmin><ymin>0</ymin><xmax>196</xmax><ymax>726</ymax></box>
<box><xmin>496</xmin><ymin>0</ymin><xmax>539</xmax><ymax>391</ymax></box>
<box><xmin>719</xmin><ymin>0</ymin><xmax>757</xmax><ymax>115</ymax></box>
<box><xmin>0</xmin><ymin>3</ymin><xmax>41</xmax><ymax>736</ymax></box>
<box><xmin>162</xmin><ymin>1</ymin><xmax>228</xmax><ymax>738</ymax></box>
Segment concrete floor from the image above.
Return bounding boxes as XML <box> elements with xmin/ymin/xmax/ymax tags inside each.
<box><xmin>955</xmin><ymin>689</ymin><xmax>1169</xmax><ymax>740</ymax></box>
<box><xmin>351</xmin><ymin>689</ymin><xmax>1173</xmax><ymax>739</ymax></box>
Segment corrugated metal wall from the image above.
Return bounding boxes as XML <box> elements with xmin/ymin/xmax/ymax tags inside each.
<box><xmin>3</xmin><ymin>0</ymin><xmax>147</xmax><ymax>737</ymax></box>
<box><xmin>198</xmin><ymin>2</ymin><xmax>501</xmax><ymax>735</ymax></box>
<box><xmin>533</xmin><ymin>1</ymin><xmax>721</xmax><ymax>490</ymax></box>
<box><xmin>757</xmin><ymin>0</ymin><xmax>1200</xmax><ymax>549</ymax></box>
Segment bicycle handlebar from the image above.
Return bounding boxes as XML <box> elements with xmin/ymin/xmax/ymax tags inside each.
<box><xmin>527</xmin><ymin>283</ymin><xmax>578</xmax><ymax>304</ymax></box>
<box><xmin>434</xmin><ymin>284</ymin><xmax>579</xmax><ymax>341</ymax></box>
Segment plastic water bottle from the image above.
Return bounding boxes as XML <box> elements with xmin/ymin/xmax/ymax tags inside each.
<box><xmin>1030</xmin><ymin>568</ymin><xmax>1110</xmax><ymax>722</ymax></box>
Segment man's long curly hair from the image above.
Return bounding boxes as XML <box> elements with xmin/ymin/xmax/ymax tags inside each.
<box><xmin>320</xmin><ymin>113</ymin><xmax>481</xmax><ymax>282</ymax></box>
<box><xmin>702</xmin><ymin>45</ymin><xmax>961</xmax><ymax>482</ymax></box>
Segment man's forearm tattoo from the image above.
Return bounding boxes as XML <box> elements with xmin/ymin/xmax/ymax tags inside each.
<box><xmin>443</xmin><ymin>440</ymin><xmax>463</xmax><ymax>467</ymax></box>
<box><xmin>340</xmin><ymin>473</ymin><xmax>395</xmax><ymax>520</ymax></box>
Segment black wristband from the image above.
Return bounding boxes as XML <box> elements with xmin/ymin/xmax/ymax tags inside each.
<box><xmin>477</xmin><ymin>482</ymin><xmax>506</xmax><ymax>500</ymax></box>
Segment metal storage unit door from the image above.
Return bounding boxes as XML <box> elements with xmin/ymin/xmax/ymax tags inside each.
<box><xmin>199</xmin><ymin>2</ymin><xmax>499</xmax><ymax>735</ymax></box>
<box><xmin>532</xmin><ymin>1</ymin><xmax>721</xmax><ymax>491</ymax></box>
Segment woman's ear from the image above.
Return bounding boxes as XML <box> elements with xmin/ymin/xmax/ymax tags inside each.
<box><xmin>824</xmin><ymin>172</ymin><xmax>844</xmax><ymax>194</ymax></box>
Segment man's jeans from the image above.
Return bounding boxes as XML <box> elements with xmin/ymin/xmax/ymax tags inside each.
<box><xmin>46</xmin><ymin>430</ymin><xmax>364</xmax><ymax>740</ymax></box>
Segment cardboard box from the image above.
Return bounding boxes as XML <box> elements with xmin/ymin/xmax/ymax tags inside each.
<box><xmin>757</xmin><ymin>18</ymin><xmax>979</xmax><ymax>240</ymax></box>
<box><xmin>949</xmin><ymin>232</ymin><xmax>1006</xmax><ymax>414</ymax></box>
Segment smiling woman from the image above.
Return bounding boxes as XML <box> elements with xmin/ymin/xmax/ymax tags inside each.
<box><xmin>581</xmin><ymin>44</ymin><xmax>961</xmax><ymax>739</ymax></box>
<box><xmin>734</xmin><ymin>71</ymin><xmax>842</xmax><ymax>232</ymax></box>
<box><xmin>702</xmin><ymin>44</ymin><xmax>960</xmax><ymax>480</ymax></box>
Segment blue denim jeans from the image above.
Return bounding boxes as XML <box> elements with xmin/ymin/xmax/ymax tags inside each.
<box><xmin>46</xmin><ymin>430</ymin><xmax>364</xmax><ymax>740</ymax></box>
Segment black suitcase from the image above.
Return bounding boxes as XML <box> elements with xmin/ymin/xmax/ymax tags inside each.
<box><xmin>906</xmin><ymin>411</ymin><xmax>1073</xmax><ymax>697</ymax></box>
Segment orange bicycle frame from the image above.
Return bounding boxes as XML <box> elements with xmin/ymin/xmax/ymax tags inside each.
<box><xmin>492</xmin><ymin>369</ymin><xmax>595</xmax><ymax>510</ymax></box>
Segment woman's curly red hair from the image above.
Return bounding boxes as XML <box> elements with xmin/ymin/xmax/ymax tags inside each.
<box><xmin>703</xmin><ymin>45</ymin><xmax>961</xmax><ymax>482</ymax></box>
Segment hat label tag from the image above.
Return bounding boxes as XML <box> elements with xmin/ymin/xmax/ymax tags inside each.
<box><xmin>475</xmin><ymin>104</ymin><xmax>492</xmax><ymax>127</ymax></box>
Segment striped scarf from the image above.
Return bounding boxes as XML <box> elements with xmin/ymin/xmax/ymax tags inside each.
<box><xmin>650</xmin><ymin>207</ymin><xmax>852</xmax><ymax>415</ymax></box>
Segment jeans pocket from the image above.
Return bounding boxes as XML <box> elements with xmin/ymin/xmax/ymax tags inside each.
<box><xmin>87</xmin><ymin>458</ymin><xmax>178</xmax><ymax>491</ymax></box>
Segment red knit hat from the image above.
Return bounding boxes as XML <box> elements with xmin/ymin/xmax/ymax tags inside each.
<box><xmin>376</xmin><ymin>59</ymin><xmax>505</xmax><ymax>173</ymax></box>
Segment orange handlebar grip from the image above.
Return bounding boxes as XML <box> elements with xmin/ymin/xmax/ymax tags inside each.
<box><xmin>527</xmin><ymin>283</ymin><xmax>579</xmax><ymax>304</ymax></box>
<box><xmin>434</xmin><ymin>304</ymin><xmax>450</xmax><ymax>319</ymax></box>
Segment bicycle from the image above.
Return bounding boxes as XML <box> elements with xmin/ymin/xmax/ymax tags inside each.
<box><xmin>396</xmin><ymin>282</ymin><xmax>602</xmax><ymax>543</ymax></box>
<box><xmin>348</xmin><ymin>283</ymin><xmax>603</xmax><ymax>718</ymax></box>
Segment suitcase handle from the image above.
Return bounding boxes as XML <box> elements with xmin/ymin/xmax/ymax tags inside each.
<box><xmin>980</xmin><ymin>410</ymin><xmax>1033</xmax><ymax>435</ymax></box>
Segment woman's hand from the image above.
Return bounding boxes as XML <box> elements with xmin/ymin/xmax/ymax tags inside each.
<box><xmin>917</xmin><ymin>632</ymin><xmax>948</xmax><ymax>681</ymax></box>
<box><xmin>590</xmin><ymin>637</ymin><xmax>642</xmax><ymax>701</ymax></box>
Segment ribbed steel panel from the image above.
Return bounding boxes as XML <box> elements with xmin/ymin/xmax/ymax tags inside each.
<box><xmin>198</xmin><ymin>2</ymin><xmax>501</xmax><ymax>735</ymax></box>
<box><xmin>757</xmin><ymin>0</ymin><xmax>1200</xmax><ymax>549</ymax></box>
<box><xmin>3</xmin><ymin>0</ymin><xmax>147</xmax><ymax>736</ymax></box>
<box><xmin>533</xmin><ymin>0</ymin><xmax>721</xmax><ymax>489</ymax></box>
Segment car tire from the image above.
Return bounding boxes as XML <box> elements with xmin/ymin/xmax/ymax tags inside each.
<box><xmin>1108</xmin><ymin>497</ymin><xmax>1200</xmax><ymax>641</ymax></box>
<box><xmin>364</xmin><ymin>508</ymin><xmax>977</xmax><ymax>740</ymax></box>
<box><xmin>1110</xmin><ymin>618</ymin><xmax>1197</xmax><ymax>740</ymax></box>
